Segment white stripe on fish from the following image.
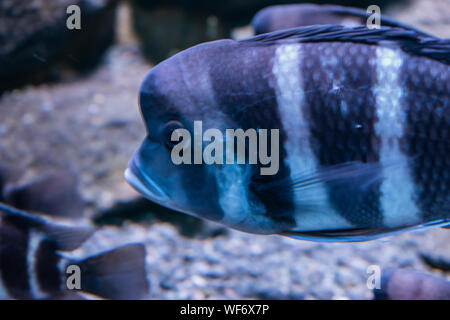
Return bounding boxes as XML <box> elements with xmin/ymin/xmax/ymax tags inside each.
<box><xmin>215</xmin><ymin>164</ymin><xmax>251</xmax><ymax>226</ymax></box>
<box><xmin>374</xmin><ymin>46</ymin><xmax>420</xmax><ymax>227</ymax></box>
<box><xmin>273</xmin><ymin>43</ymin><xmax>352</xmax><ymax>230</ymax></box>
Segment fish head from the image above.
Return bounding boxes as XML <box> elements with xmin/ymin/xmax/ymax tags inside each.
<box><xmin>125</xmin><ymin>54</ymin><xmax>225</xmax><ymax>223</ymax></box>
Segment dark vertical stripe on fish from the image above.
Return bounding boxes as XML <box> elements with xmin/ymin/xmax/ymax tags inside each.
<box><xmin>301</xmin><ymin>42</ymin><xmax>383</xmax><ymax>227</ymax></box>
<box><xmin>209</xmin><ymin>43</ymin><xmax>296</xmax><ymax>227</ymax></box>
<box><xmin>401</xmin><ymin>55</ymin><xmax>450</xmax><ymax>221</ymax></box>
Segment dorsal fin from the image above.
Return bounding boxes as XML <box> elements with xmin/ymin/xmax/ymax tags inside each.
<box><xmin>240</xmin><ymin>25</ymin><xmax>450</xmax><ymax>65</ymax></box>
<box><xmin>326</xmin><ymin>5</ymin><xmax>433</xmax><ymax>37</ymax></box>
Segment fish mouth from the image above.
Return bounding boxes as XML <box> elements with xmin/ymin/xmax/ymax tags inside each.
<box><xmin>124</xmin><ymin>159</ymin><xmax>169</xmax><ymax>203</ymax></box>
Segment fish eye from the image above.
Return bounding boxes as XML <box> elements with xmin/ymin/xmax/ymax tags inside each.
<box><xmin>161</xmin><ymin>120</ymin><xmax>185</xmax><ymax>149</ymax></box>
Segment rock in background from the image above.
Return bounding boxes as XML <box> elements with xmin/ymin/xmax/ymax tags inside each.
<box><xmin>0</xmin><ymin>0</ymin><xmax>118</xmax><ymax>92</ymax></box>
<box><xmin>130</xmin><ymin>0</ymin><xmax>403</xmax><ymax>63</ymax></box>
<box><xmin>132</xmin><ymin>5</ymin><xmax>227</xmax><ymax>63</ymax></box>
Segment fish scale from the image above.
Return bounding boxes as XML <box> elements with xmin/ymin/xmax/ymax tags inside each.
<box><xmin>299</xmin><ymin>42</ymin><xmax>384</xmax><ymax>228</ymax></box>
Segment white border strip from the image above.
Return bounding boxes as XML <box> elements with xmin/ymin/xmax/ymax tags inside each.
<box><xmin>375</xmin><ymin>47</ymin><xmax>420</xmax><ymax>227</ymax></box>
<box><xmin>273</xmin><ymin>43</ymin><xmax>351</xmax><ymax>230</ymax></box>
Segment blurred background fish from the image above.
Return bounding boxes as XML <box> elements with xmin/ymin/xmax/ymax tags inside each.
<box><xmin>1</xmin><ymin>169</ymin><xmax>84</xmax><ymax>219</ymax></box>
<box><xmin>0</xmin><ymin>203</ymin><xmax>149</xmax><ymax>300</ymax></box>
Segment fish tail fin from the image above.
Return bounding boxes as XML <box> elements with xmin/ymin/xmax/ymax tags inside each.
<box><xmin>0</xmin><ymin>201</ymin><xmax>94</xmax><ymax>250</ymax></box>
<box><xmin>69</xmin><ymin>243</ymin><xmax>149</xmax><ymax>300</ymax></box>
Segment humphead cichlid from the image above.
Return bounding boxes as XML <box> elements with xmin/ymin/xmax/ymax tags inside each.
<box><xmin>251</xmin><ymin>4</ymin><xmax>433</xmax><ymax>37</ymax></box>
<box><xmin>125</xmin><ymin>25</ymin><xmax>450</xmax><ymax>241</ymax></box>
<box><xmin>0</xmin><ymin>203</ymin><xmax>149</xmax><ymax>299</ymax></box>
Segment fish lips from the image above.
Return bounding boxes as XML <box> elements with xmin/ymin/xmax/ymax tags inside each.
<box><xmin>124</xmin><ymin>157</ymin><xmax>169</xmax><ymax>203</ymax></box>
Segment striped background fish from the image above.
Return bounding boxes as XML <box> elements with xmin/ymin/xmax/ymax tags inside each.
<box><xmin>125</xmin><ymin>25</ymin><xmax>450</xmax><ymax>241</ymax></box>
<box><xmin>0</xmin><ymin>203</ymin><xmax>149</xmax><ymax>299</ymax></box>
